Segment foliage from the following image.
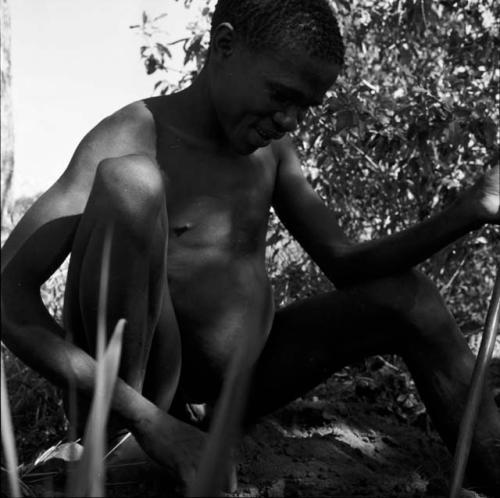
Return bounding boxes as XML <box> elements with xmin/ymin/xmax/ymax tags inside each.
<box><xmin>134</xmin><ymin>0</ymin><xmax>499</xmax><ymax>328</ymax></box>
<box><xmin>1</xmin><ymin>0</ymin><xmax>15</xmax><ymax>224</ymax></box>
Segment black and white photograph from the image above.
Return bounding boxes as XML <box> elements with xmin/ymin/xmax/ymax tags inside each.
<box><xmin>1</xmin><ymin>1</ymin><xmax>499</xmax><ymax>497</ymax></box>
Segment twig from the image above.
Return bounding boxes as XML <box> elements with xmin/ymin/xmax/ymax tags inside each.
<box><xmin>104</xmin><ymin>432</ymin><xmax>132</xmax><ymax>461</ymax></box>
<box><xmin>348</xmin><ymin>141</ymin><xmax>381</xmax><ymax>172</ymax></box>
<box><xmin>441</xmin><ymin>257</ymin><xmax>467</xmax><ymax>294</ymax></box>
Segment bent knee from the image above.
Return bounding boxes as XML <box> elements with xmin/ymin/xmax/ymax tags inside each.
<box><xmin>96</xmin><ymin>154</ymin><xmax>164</xmax><ymax>201</ymax></box>
<box><xmin>94</xmin><ymin>155</ymin><xmax>165</xmax><ymax>222</ymax></box>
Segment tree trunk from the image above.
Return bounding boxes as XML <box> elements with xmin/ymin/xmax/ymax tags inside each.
<box><xmin>1</xmin><ymin>0</ymin><xmax>14</xmax><ymax>226</ymax></box>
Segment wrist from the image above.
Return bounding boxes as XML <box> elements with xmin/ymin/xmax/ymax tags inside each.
<box><xmin>112</xmin><ymin>379</ymin><xmax>156</xmax><ymax>430</ymax></box>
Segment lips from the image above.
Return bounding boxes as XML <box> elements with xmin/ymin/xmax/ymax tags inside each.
<box><xmin>255</xmin><ymin>126</ymin><xmax>284</xmax><ymax>141</ymax></box>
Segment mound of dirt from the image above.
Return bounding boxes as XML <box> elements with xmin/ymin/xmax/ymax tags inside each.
<box><xmin>20</xmin><ymin>359</ymin><xmax>499</xmax><ymax>498</ymax></box>
<box><xmin>234</xmin><ymin>373</ymin><xmax>452</xmax><ymax>498</ymax></box>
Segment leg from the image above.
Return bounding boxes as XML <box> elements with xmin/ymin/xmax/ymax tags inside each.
<box><xmin>60</xmin><ymin>156</ymin><xmax>228</xmax><ymax>492</ymax></box>
<box><xmin>248</xmin><ymin>270</ymin><xmax>500</xmax><ymax>493</ymax></box>
<box><xmin>63</xmin><ymin>155</ymin><xmax>181</xmax><ymax>433</ymax></box>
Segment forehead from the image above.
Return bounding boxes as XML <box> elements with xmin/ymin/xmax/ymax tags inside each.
<box><xmin>248</xmin><ymin>46</ymin><xmax>340</xmax><ymax>104</ymax></box>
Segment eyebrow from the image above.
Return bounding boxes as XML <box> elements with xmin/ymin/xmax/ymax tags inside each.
<box><xmin>269</xmin><ymin>82</ymin><xmax>323</xmax><ymax>107</ymax></box>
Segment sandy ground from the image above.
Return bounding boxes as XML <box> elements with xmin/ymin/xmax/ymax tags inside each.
<box><xmin>234</xmin><ymin>378</ymin><xmax>451</xmax><ymax>498</ymax></box>
<box><xmin>229</xmin><ymin>359</ymin><xmax>497</xmax><ymax>498</ymax></box>
<box><xmin>16</xmin><ymin>358</ymin><xmax>499</xmax><ymax>498</ymax></box>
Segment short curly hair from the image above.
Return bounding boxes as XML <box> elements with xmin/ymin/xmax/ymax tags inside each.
<box><xmin>210</xmin><ymin>0</ymin><xmax>345</xmax><ymax>66</ymax></box>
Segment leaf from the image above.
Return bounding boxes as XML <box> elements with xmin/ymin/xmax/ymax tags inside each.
<box><xmin>482</xmin><ymin>118</ymin><xmax>496</xmax><ymax>148</ymax></box>
<box><xmin>145</xmin><ymin>55</ymin><xmax>158</xmax><ymax>75</ymax></box>
<box><xmin>153</xmin><ymin>13</ymin><xmax>168</xmax><ymax>22</ymax></box>
<box><xmin>156</xmin><ymin>43</ymin><xmax>172</xmax><ymax>59</ymax></box>
<box><xmin>183</xmin><ymin>34</ymin><xmax>204</xmax><ymax>66</ymax></box>
<box><xmin>336</xmin><ymin>110</ymin><xmax>356</xmax><ymax>132</ymax></box>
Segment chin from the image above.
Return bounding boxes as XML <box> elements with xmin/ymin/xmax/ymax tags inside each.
<box><xmin>230</xmin><ymin>138</ymin><xmax>259</xmax><ymax>156</ymax></box>
<box><xmin>244</xmin><ymin>143</ymin><xmax>270</xmax><ymax>155</ymax></box>
<box><xmin>229</xmin><ymin>129</ymin><xmax>270</xmax><ymax>155</ymax></box>
<box><xmin>230</xmin><ymin>143</ymin><xmax>254</xmax><ymax>156</ymax></box>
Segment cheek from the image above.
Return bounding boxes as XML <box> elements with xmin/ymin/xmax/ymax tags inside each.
<box><xmin>214</xmin><ymin>81</ymin><xmax>265</xmax><ymax>131</ymax></box>
<box><xmin>227</xmin><ymin>77</ymin><xmax>267</xmax><ymax>116</ymax></box>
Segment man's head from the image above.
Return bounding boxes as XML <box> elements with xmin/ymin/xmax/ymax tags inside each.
<box><xmin>210</xmin><ymin>0</ymin><xmax>345</xmax><ymax>67</ymax></box>
<box><xmin>206</xmin><ymin>0</ymin><xmax>344</xmax><ymax>155</ymax></box>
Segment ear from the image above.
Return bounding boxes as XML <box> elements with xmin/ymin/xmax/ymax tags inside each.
<box><xmin>211</xmin><ymin>22</ymin><xmax>236</xmax><ymax>60</ymax></box>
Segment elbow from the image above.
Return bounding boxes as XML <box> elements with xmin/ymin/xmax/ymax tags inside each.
<box><xmin>315</xmin><ymin>242</ymin><xmax>356</xmax><ymax>289</ymax></box>
<box><xmin>327</xmin><ymin>268</ymin><xmax>354</xmax><ymax>290</ymax></box>
<box><xmin>1</xmin><ymin>276</ymin><xmax>22</xmax><ymax>348</ymax></box>
<box><xmin>1</xmin><ymin>271</ymin><xmax>36</xmax><ymax>350</ymax></box>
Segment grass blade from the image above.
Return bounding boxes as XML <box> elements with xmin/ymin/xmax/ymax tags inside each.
<box><xmin>188</xmin><ymin>307</ymin><xmax>271</xmax><ymax>496</ymax></box>
<box><xmin>96</xmin><ymin>224</ymin><xmax>113</xmax><ymax>362</ymax></box>
<box><xmin>67</xmin><ymin>225</ymin><xmax>127</xmax><ymax>497</ymax></box>
<box><xmin>1</xmin><ymin>351</ymin><xmax>22</xmax><ymax>498</ymax></box>
<box><xmin>68</xmin><ymin>318</ymin><xmax>126</xmax><ymax>497</ymax></box>
<box><xmin>187</xmin><ymin>347</ymin><xmax>250</xmax><ymax>496</ymax></box>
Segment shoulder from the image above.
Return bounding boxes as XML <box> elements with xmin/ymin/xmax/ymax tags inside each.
<box><xmin>270</xmin><ymin>135</ymin><xmax>304</xmax><ymax>181</ymax></box>
<box><xmin>271</xmin><ymin>135</ymin><xmax>301</xmax><ymax>168</ymax></box>
<box><xmin>81</xmin><ymin>100</ymin><xmax>157</xmax><ymax>160</ymax></box>
<box><xmin>269</xmin><ymin>135</ymin><xmax>315</xmax><ymax>206</ymax></box>
<box><xmin>61</xmin><ymin>100</ymin><xmax>160</xmax><ymax>189</ymax></box>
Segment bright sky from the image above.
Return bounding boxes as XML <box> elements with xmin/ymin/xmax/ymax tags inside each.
<box><xmin>10</xmin><ymin>0</ymin><xmax>198</xmax><ymax>198</ymax></box>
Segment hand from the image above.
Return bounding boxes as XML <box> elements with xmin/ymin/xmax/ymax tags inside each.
<box><xmin>131</xmin><ymin>407</ymin><xmax>206</xmax><ymax>491</ymax></box>
<box><xmin>464</xmin><ymin>165</ymin><xmax>499</xmax><ymax>225</ymax></box>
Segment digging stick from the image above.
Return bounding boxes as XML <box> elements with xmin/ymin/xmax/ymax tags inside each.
<box><xmin>449</xmin><ymin>265</ymin><xmax>500</xmax><ymax>498</ymax></box>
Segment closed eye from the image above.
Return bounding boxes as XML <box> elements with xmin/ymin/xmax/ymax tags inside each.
<box><xmin>270</xmin><ymin>89</ymin><xmax>293</xmax><ymax>105</ymax></box>
<box><xmin>268</xmin><ymin>83</ymin><xmax>302</xmax><ymax>104</ymax></box>
<box><xmin>268</xmin><ymin>83</ymin><xmax>320</xmax><ymax>110</ymax></box>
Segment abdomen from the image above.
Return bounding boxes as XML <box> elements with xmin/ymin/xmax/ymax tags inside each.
<box><xmin>168</xmin><ymin>253</ymin><xmax>274</xmax><ymax>403</ymax></box>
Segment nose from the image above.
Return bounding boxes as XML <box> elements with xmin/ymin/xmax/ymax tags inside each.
<box><xmin>273</xmin><ymin>106</ymin><xmax>305</xmax><ymax>132</ymax></box>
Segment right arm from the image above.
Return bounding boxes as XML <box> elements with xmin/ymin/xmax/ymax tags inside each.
<box><xmin>1</xmin><ymin>183</ymin><xmax>149</xmax><ymax>427</ymax></box>
<box><xmin>1</xmin><ymin>103</ymin><xmax>205</xmax><ymax>475</ymax></box>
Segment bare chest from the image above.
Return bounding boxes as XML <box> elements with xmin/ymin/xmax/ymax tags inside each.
<box><xmin>157</xmin><ymin>139</ymin><xmax>276</xmax><ymax>259</ymax></box>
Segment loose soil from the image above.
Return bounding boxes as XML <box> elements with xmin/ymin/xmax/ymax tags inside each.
<box><xmin>14</xmin><ymin>358</ymin><xmax>500</xmax><ymax>498</ymax></box>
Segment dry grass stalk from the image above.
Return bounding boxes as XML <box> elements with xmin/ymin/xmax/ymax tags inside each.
<box><xmin>188</xmin><ymin>312</ymin><xmax>269</xmax><ymax>496</ymax></box>
<box><xmin>67</xmin><ymin>225</ymin><xmax>126</xmax><ymax>497</ymax></box>
<box><xmin>1</xmin><ymin>351</ymin><xmax>22</xmax><ymax>497</ymax></box>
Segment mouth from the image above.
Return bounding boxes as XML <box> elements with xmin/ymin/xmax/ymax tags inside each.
<box><xmin>255</xmin><ymin>126</ymin><xmax>284</xmax><ymax>142</ymax></box>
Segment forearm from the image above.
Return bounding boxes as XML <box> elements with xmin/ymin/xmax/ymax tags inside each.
<box><xmin>328</xmin><ymin>197</ymin><xmax>482</xmax><ymax>287</ymax></box>
<box><xmin>1</xmin><ymin>283</ymin><xmax>156</xmax><ymax>431</ymax></box>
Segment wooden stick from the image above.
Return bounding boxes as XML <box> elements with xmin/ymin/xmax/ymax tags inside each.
<box><xmin>449</xmin><ymin>265</ymin><xmax>500</xmax><ymax>498</ymax></box>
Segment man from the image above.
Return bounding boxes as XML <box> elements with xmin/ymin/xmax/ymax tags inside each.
<box><xmin>2</xmin><ymin>0</ymin><xmax>499</xmax><ymax>494</ymax></box>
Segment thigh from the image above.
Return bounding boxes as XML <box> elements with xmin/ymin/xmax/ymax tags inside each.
<box><xmin>247</xmin><ymin>279</ymin><xmax>409</xmax><ymax>419</ymax></box>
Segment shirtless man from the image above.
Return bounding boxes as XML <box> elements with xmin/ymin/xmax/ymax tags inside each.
<box><xmin>2</xmin><ymin>0</ymin><xmax>499</xmax><ymax>494</ymax></box>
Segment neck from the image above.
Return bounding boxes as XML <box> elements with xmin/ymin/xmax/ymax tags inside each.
<box><xmin>176</xmin><ymin>67</ymin><xmax>227</xmax><ymax>148</ymax></box>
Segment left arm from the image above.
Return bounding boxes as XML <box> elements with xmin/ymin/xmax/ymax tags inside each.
<box><xmin>272</xmin><ymin>138</ymin><xmax>499</xmax><ymax>288</ymax></box>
